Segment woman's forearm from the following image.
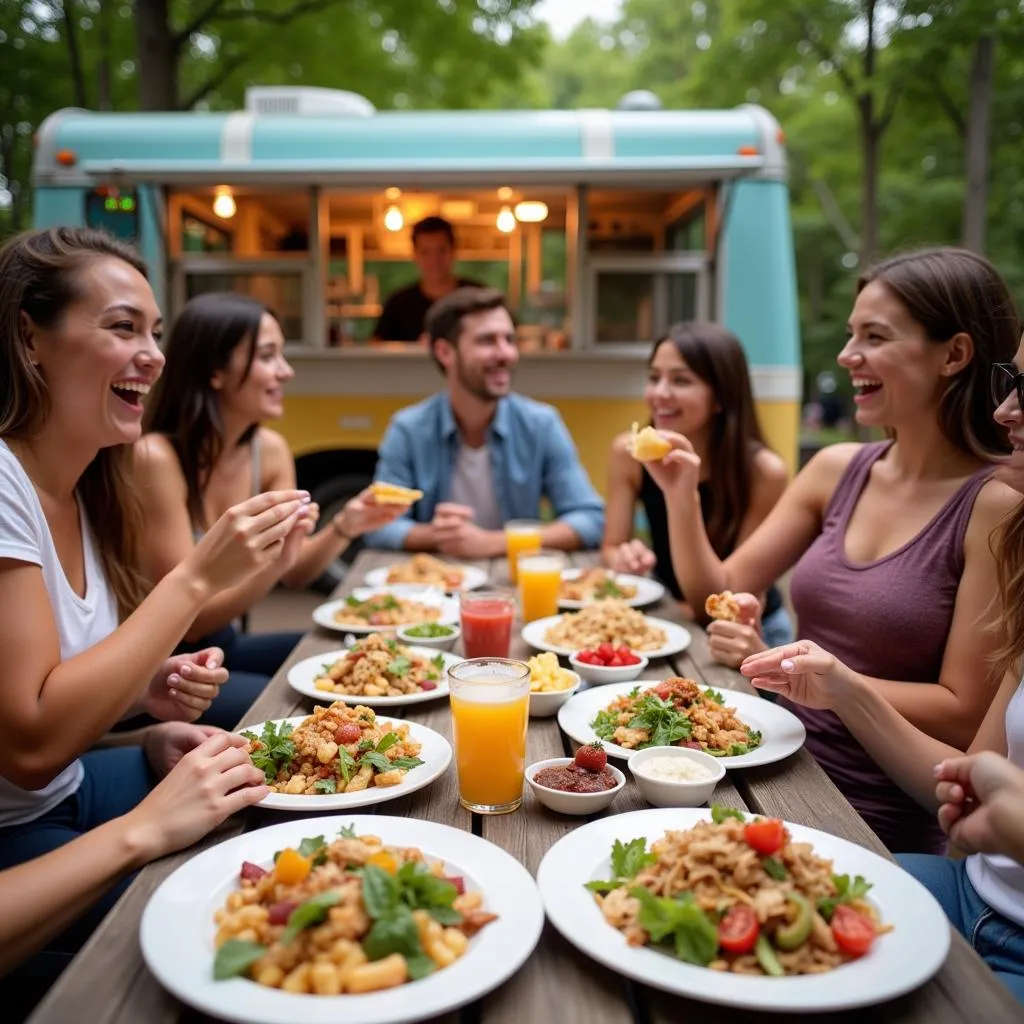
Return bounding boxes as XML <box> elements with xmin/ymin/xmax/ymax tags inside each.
<box><xmin>280</xmin><ymin>524</ymin><xmax>349</xmax><ymax>590</ymax></box>
<box><xmin>870</xmin><ymin>677</ymin><xmax>983</xmax><ymax>750</ymax></box>
<box><xmin>835</xmin><ymin>676</ymin><xmax>963</xmax><ymax>811</ymax></box>
<box><xmin>666</xmin><ymin>490</ymin><xmax>729</xmax><ymax>624</ymax></box>
<box><xmin>0</xmin><ymin>813</ymin><xmax>148</xmax><ymax>975</ymax></box>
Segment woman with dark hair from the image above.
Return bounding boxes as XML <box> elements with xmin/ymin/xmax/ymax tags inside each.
<box><xmin>739</xmin><ymin>343</ymin><xmax>1024</xmax><ymax>1002</ymax></box>
<box><xmin>135</xmin><ymin>292</ymin><xmax>406</xmax><ymax>725</ymax></box>
<box><xmin>646</xmin><ymin>247</ymin><xmax>1022</xmax><ymax>854</ymax></box>
<box><xmin>601</xmin><ymin>322</ymin><xmax>792</xmax><ymax>656</ymax></box>
<box><xmin>0</xmin><ymin>227</ymin><xmax>304</xmax><ymax>1013</ymax></box>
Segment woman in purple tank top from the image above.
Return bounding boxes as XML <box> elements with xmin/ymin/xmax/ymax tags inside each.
<box><xmin>644</xmin><ymin>248</ymin><xmax>1021</xmax><ymax>854</ymax></box>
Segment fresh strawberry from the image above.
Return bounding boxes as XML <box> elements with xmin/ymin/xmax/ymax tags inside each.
<box><xmin>574</xmin><ymin>742</ymin><xmax>607</xmax><ymax>773</ymax></box>
<box><xmin>596</xmin><ymin>642</ymin><xmax>615</xmax><ymax>661</ymax></box>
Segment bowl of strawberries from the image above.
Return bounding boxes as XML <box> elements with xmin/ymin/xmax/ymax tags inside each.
<box><xmin>569</xmin><ymin>643</ymin><xmax>649</xmax><ymax>684</ymax></box>
<box><xmin>526</xmin><ymin>743</ymin><xmax>624</xmax><ymax>815</ymax></box>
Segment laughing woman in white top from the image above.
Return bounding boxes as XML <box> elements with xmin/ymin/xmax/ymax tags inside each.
<box><xmin>0</xmin><ymin>227</ymin><xmax>309</xmax><ymax>1016</ymax></box>
<box><xmin>740</xmin><ymin>350</ymin><xmax>1024</xmax><ymax>1002</ymax></box>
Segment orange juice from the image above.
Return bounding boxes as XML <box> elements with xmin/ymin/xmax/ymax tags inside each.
<box><xmin>517</xmin><ymin>550</ymin><xmax>565</xmax><ymax>622</ymax></box>
<box><xmin>448</xmin><ymin>659</ymin><xmax>531</xmax><ymax>813</ymax></box>
<box><xmin>504</xmin><ymin>520</ymin><xmax>542</xmax><ymax>584</ymax></box>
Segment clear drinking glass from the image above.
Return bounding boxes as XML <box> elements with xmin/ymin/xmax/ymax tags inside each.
<box><xmin>459</xmin><ymin>589</ymin><xmax>516</xmax><ymax>659</ymax></box>
<box><xmin>504</xmin><ymin>520</ymin><xmax>543</xmax><ymax>584</ymax></box>
<box><xmin>517</xmin><ymin>549</ymin><xmax>565</xmax><ymax>623</ymax></box>
<box><xmin>449</xmin><ymin>658</ymin><xmax>531</xmax><ymax>814</ymax></box>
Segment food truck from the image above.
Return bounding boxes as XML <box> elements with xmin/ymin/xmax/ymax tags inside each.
<box><xmin>33</xmin><ymin>86</ymin><xmax>801</xmax><ymax>552</ymax></box>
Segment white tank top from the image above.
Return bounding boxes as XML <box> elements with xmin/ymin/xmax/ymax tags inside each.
<box><xmin>965</xmin><ymin>681</ymin><xmax>1024</xmax><ymax>928</ymax></box>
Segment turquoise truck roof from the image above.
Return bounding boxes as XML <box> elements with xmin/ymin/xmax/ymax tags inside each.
<box><xmin>33</xmin><ymin>103</ymin><xmax>786</xmax><ymax>187</ymax></box>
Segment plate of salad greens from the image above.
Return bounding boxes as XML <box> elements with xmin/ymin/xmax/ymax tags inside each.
<box><xmin>557</xmin><ymin>680</ymin><xmax>805</xmax><ymax>769</ymax></box>
<box><xmin>537</xmin><ymin>807</ymin><xmax>949</xmax><ymax>1012</ymax></box>
<box><xmin>141</xmin><ymin>815</ymin><xmax>544</xmax><ymax>1024</ymax></box>
<box><xmin>287</xmin><ymin>642</ymin><xmax>461</xmax><ymax>707</ymax></box>
<box><xmin>237</xmin><ymin>715</ymin><xmax>452</xmax><ymax>812</ymax></box>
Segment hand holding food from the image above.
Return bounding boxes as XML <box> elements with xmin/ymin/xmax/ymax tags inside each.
<box><xmin>707</xmin><ymin>592</ymin><xmax>766</xmax><ymax>669</ymax></box>
<box><xmin>186</xmin><ymin>489</ymin><xmax>312</xmax><ymax>593</ymax></box>
<box><xmin>740</xmin><ymin>640</ymin><xmax>859</xmax><ymax>710</ymax></box>
<box><xmin>122</xmin><ymin>732</ymin><xmax>268</xmax><ymax>861</ymax></box>
<box><xmin>627</xmin><ymin>422</ymin><xmax>673</xmax><ymax>462</ymax></box>
<box><xmin>370</xmin><ymin>481</ymin><xmax>424</xmax><ymax>506</ymax></box>
<box><xmin>334</xmin><ymin>487</ymin><xmax>409</xmax><ymax>538</ymax></box>
<box><xmin>640</xmin><ymin>429</ymin><xmax>702</xmax><ymax>500</ymax></box>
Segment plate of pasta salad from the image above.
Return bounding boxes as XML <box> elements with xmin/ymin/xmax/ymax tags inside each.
<box><xmin>141</xmin><ymin>815</ymin><xmax>544</xmax><ymax>1024</ymax></box>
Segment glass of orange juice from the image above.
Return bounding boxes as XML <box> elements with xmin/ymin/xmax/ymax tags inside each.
<box><xmin>504</xmin><ymin>520</ymin><xmax>542</xmax><ymax>584</ymax></box>
<box><xmin>517</xmin><ymin>549</ymin><xmax>565</xmax><ymax>623</ymax></box>
<box><xmin>449</xmin><ymin>658</ymin><xmax>531</xmax><ymax>814</ymax></box>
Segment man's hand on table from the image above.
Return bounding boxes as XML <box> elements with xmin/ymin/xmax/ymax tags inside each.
<box><xmin>431</xmin><ymin>503</ymin><xmax>506</xmax><ymax>559</ymax></box>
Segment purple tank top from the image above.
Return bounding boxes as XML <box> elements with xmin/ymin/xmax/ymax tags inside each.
<box><xmin>788</xmin><ymin>441</ymin><xmax>994</xmax><ymax>855</ymax></box>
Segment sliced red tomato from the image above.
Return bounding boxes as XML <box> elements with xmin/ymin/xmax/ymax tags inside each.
<box><xmin>743</xmin><ymin>818</ymin><xmax>785</xmax><ymax>855</ymax></box>
<box><xmin>718</xmin><ymin>904</ymin><xmax>759</xmax><ymax>954</ymax></box>
<box><xmin>239</xmin><ymin>860</ymin><xmax>268</xmax><ymax>883</ymax></box>
<box><xmin>831</xmin><ymin>905</ymin><xmax>876</xmax><ymax>957</ymax></box>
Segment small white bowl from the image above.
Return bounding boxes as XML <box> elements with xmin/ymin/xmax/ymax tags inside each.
<box><xmin>628</xmin><ymin>746</ymin><xmax>725</xmax><ymax>808</ymax></box>
<box><xmin>528</xmin><ymin>671</ymin><xmax>581</xmax><ymax>718</ymax></box>
<box><xmin>526</xmin><ymin>757</ymin><xmax>625</xmax><ymax>815</ymax></box>
<box><xmin>396</xmin><ymin>623</ymin><xmax>461</xmax><ymax>653</ymax></box>
<box><xmin>569</xmin><ymin>650</ymin><xmax>649</xmax><ymax>684</ymax></box>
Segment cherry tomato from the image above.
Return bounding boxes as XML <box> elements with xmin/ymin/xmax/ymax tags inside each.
<box><xmin>239</xmin><ymin>860</ymin><xmax>268</xmax><ymax>883</ymax></box>
<box><xmin>743</xmin><ymin>818</ymin><xmax>785</xmax><ymax>855</ymax></box>
<box><xmin>268</xmin><ymin>900</ymin><xmax>299</xmax><ymax>925</ymax></box>
<box><xmin>608</xmin><ymin>656</ymin><xmax>623</xmax><ymax>666</ymax></box>
<box><xmin>597</xmin><ymin>642</ymin><xmax>614</xmax><ymax>661</ymax></box>
<box><xmin>334</xmin><ymin>723</ymin><xmax>362</xmax><ymax>745</ymax></box>
<box><xmin>718</xmin><ymin>904</ymin><xmax>760</xmax><ymax>954</ymax></box>
<box><xmin>831</xmin><ymin>905</ymin><xmax>876</xmax><ymax>957</ymax></box>
<box><xmin>420</xmin><ymin>679</ymin><xmax>438</xmax><ymax>691</ymax></box>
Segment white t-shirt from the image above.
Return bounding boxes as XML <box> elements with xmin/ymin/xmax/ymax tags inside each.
<box><xmin>966</xmin><ymin>681</ymin><xmax>1024</xmax><ymax>928</ymax></box>
<box><xmin>447</xmin><ymin>443</ymin><xmax>503</xmax><ymax>531</ymax></box>
<box><xmin>0</xmin><ymin>440</ymin><xmax>119</xmax><ymax>826</ymax></box>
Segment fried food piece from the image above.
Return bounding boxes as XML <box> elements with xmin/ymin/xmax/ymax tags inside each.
<box><xmin>627</xmin><ymin>422</ymin><xmax>672</xmax><ymax>462</ymax></box>
<box><xmin>370</xmin><ymin>481</ymin><xmax>424</xmax><ymax>505</ymax></box>
<box><xmin>705</xmin><ymin>591</ymin><xmax>741</xmax><ymax>622</ymax></box>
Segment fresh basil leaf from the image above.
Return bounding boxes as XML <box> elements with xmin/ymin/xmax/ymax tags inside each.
<box><xmin>358</xmin><ymin>738</ymin><xmax>375</xmax><ymax>751</ymax></box>
<box><xmin>339</xmin><ymin>823</ymin><xmax>358</xmax><ymax>839</ymax></box>
<box><xmin>762</xmin><ymin>856</ymin><xmax>788</xmax><ymax>881</ymax></box>
<box><xmin>711</xmin><ymin>805</ymin><xmax>746</xmax><ymax>824</ymax></box>
<box><xmin>395</xmin><ymin>861</ymin><xmax>459</xmax><ymax>920</ymax></box>
<box><xmin>313</xmin><ymin>779</ymin><xmax>337</xmax><ymax>794</ymax></box>
<box><xmin>703</xmin><ymin>687</ymin><xmax>725</xmax><ymax>705</ymax></box>
<box><xmin>584</xmin><ymin>879</ymin><xmax>622</xmax><ymax>893</ymax></box>
<box><xmin>388</xmin><ymin>756</ymin><xmax>424</xmax><ymax>771</ymax></box>
<box><xmin>629</xmin><ymin>886</ymin><xmax>679</xmax><ymax>943</ymax></box>
<box><xmin>362</xmin><ymin>904</ymin><xmax>432</xmax><ymax>977</ymax></box>
<box><xmin>387</xmin><ymin>656</ymin><xmax>411</xmax><ymax>678</ymax></box>
<box><xmin>297</xmin><ymin>835</ymin><xmax>328</xmax><ymax>864</ymax></box>
<box><xmin>405</xmin><ymin>948</ymin><xmax>437</xmax><ymax>980</ymax></box>
<box><xmin>361</xmin><ymin>864</ymin><xmax>399</xmax><ymax>919</ymax></box>
<box><xmin>376</xmin><ymin>732</ymin><xmax>400</xmax><ymax>754</ymax></box>
<box><xmin>213</xmin><ymin>938</ymin><xmax>266</xmax><ymax>980</ymax></box>
<box><xmin>360</xmin><ymin>751</ymin><xmax>394</xmax><ymax>773</ymax></box>
<box><xmin>630</xmin><ymin>888</ymin><xmax>717</xmax><ymax>966</ymax></box>
<box><xmin>817</xmin><ymin>873</ymin><xmax>873</xmax><ymax>921</ymax></box>
<box><xmin>337</xmin><ymin>748</ymin><xmax>357</xmax><ymax>783</ymax></box>
<box><xmin>282</xmin><ymin>891</ymin><xmax>340</xmax><ymax>944</ymax></box>
<box><xmin>610</xmin><ymin>837</ymin><xmax>656</xmax><ymax>880</ymax></box>
<box><xmin>432</xmin><ymin>653</ymin><xmax>446</xmax><ymax>672</ymax></box>
<box><xmin>427</xmin><ymin>906</ymin><xmax>462</xmax><ymax>926</ymax></box>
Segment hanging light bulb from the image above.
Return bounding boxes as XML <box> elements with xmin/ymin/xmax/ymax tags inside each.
<box><xmin>497</xmin><ymin>186</ymin><xmax>513</xmax><ymax>201</ymax></box>
<box><xmin>212</xmin><ymin>186</ymin><xmax>236</xmax><ymax>219</ymax></box>
<box><xmin>384</xmin><ymin>204</ymin><xmax>404</xmax><ymax>232</ymax></box>
<box><xmin>384</xmin><ymin>186</ymin><xmax>401</xmax><ymax>202</ymax></box>
<box><xmin>514</xmin><ymin>200</ymin><xmax>549</xmax><ymax>223</ymax></box>
<box><xmin>496</xmin><ymin>205</ymin><xmax>516</xmax><ymax>233</ymax></box>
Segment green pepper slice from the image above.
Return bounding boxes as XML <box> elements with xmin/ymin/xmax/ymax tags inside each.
<box><xmin>774</xmin><ymin>892</ymin><xmax>813</xmax><ymax>951</ymax></box>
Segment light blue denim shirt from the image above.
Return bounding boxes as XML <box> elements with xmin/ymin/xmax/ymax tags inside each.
<box><xmin>365</xmin><ymin>392</ymin><xmax>605</xmax><ymax>549</ymax></box>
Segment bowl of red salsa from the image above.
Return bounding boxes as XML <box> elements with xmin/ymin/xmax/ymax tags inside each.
<box><xmin>526</xmin><ymin>745</ymin><xmax>624</xmax><ymax>815</ymax></box>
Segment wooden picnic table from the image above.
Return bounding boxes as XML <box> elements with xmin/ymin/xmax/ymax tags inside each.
<box><xmin>30</xmin><ymin>549</ymin><xmax>1021</xmax><ymax>1024</ymax></box>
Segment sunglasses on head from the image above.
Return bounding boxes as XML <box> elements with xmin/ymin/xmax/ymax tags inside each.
<box><xmin>991</xmin><ymin>363</ymin><xmax>1024</xmax><ymax>410</ymax></box>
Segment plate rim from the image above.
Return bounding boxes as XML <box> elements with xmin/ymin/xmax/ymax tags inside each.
<box><xmin>521</xmin><ymin>613</ymin><xmax>691</xmax><ymax>659</ymax></box>
<box><xmin>238</xmin><ymin>713</ymin><xmax>452</xmax><ymax>811</ymax></box>
<box><xmin>557</xmin><ymin>569</ymin><xmax>666</xmax><ymax>609</ymax></box>
<box><xmin>140</xmin><ymin>814</ymin><xmax>545</xmax><ymax>1024</ymax></box>
<box><xmin>556</xmin><ymin>680</ymin><xmax>806</xmax><ymax>769</ymax></box>
<box><xmin>286</xmin><ymin>646</ymin><xmax>462</xmax><ymax>706</ymax></box>
<box><xmin>536</xmin><ymin>807</ymin><xmax>951</xmax><ymax>1013</ymax></box>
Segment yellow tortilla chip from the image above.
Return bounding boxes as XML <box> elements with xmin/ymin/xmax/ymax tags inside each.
<box><xmin>705</xmin><ymin>591</ymin><xmax>741</xmax><ymax>623</ymax></box>
<box><xmin>627</xmin><ymin>422</ymin><xmax>672</xmax><ymax>463</ymax></box>
<box><xmin>370</xmin><ymin>481</ymin><xmax>424</xmax><ymax>505</ymax></box>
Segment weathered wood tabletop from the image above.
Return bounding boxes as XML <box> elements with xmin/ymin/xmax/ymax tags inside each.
<box><xmin>29</xmin><ymin>550</ymin><xmax>1022</xmax><ymax>1024</ymax></box>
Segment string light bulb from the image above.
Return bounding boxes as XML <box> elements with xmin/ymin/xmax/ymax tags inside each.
<box><xmin>212</xmin><ymin>186</ymin><xmax>236</xmax><ymax>219</ymax></box>
<box><xmin>496</xmin><ymin>206</ymin><xmax>516</xmax><ymax>233</ymax></box>
<box><xmin>514</xmin><ymin>200</ymin><xmax>548</xmax><ymax>223</ymax></box>
<box><xmin>384</xmin><ymin>204</ymin><xmax>404</xmax><ymax>232</ymax></box>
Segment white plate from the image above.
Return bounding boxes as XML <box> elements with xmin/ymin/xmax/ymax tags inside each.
<box><xmin>521</xmin><ymin>614</ymin><xmax>690</xmax><ymax>659</ymax></box>
<box><xmin>557</xmin><ymin>681</ymin><xmax>806</xmax><ymax>769</ymax></box>
<box><xmin>558</xmin><ymin>569</ymin><xmax>666</xmax><ymax>609</ymax></box>
<box><xmin>239</xmin><ymin>715</ymin><xmax>452</xmax><ymax>811</ymax></box>
<box><xmin>364</xmin><ymin>562</ymin><xmax>489</xmax><ymax>592</ymax></box>
<box><xmin>287</xmin><ymin>647</ymin><xmax>463</xmax><ymax>706</ymax></box>
<box><xmin>538</xmin><ymin>808</ymin><xmax>950</xmax><ymax>1013</ymax></box>
<box><xmin>141</xmin><ymin>814</ymin><xmax>545</xmax><ymax>1024</ymax></box>
<box><xmin>313</xmin><ymin>586</ymin><xmax>460</xmax><ymax>634</ymax></box>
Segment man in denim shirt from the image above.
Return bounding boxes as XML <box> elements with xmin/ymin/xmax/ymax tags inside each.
<box><xmin>365</xmin><ymin>287</ymin><xmax>605</xmax><ymax>556</ymax></box>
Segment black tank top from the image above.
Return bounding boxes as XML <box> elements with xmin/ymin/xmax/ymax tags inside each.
<box><xmin>638</xmin><ymin>468</ymin><xmax>782</xmax><ymax>617</ymax></box>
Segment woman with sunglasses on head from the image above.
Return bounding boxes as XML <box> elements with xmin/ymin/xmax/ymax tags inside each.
<box><xmin>738</xmin><ymin>351</ymin><xmax>1024</xmax><ymax>1002</ymax></box>
<box><xmin>644</xmin><ymin>248</ymin><xmax>1020</xmax><ymax>855</ymax></box>
<box><xmin>601</xmin><ymin>322</ymin><xmax>792</xmax><ymax>664</ymax></box>
<box><xmin>134</xmin><ymin>293</ymin><xmax>408</xmax><ymax>729</ymax></box>
<box><xmin>0</xmin><ymin>227</ymin><xmax>305</xmax><ymax>1014</ymax></box>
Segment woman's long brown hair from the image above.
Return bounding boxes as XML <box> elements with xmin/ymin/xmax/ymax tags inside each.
<box><xmin>993</xmin><ymin>504</ymin><xmax>1024</xmax><ymax>676</ymax></box>
<box><xmin>650</xmin><ymin>322</ymin><xmax>768</xmax><ymax>556</ymax></box>
<box><xmin>0</xmin><ymin>227</ymin><xmax>150</xmax><ymax>620</ymax></box>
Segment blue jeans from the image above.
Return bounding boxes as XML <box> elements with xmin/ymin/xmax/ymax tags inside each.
<box><xmin>898</xmin><ymin>853</ymin><xmax>1024</xmax><ymax>1003</ymax></box>
<box><xmin>0</xmin><ymin>747</ymin><xmax>155</xmax><ymax>1017</ymax></box>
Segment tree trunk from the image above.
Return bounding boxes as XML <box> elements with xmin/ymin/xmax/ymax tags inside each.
<box><xmin>858</xmin><ymin>0</ymin><xmax>879</xmax><ymax>267</ymax></box>
<box><xmin>97</xmin><ymin>0</ymin><xmax>113</xmax><ymax>111</ymax></box>
<box><xmin>134</xmin><ymin>0</ymin><xmax>179</xmax><ymax>110</ymax></box>
<box><xmin>962</xmin><ymin>33</ymin><xmax>995</xmax><ymax>253</ymax></box>
<box><xmin>60</xmin><ymin>0</ymin><xmax>90</xmax><ymax>108</ymax></box>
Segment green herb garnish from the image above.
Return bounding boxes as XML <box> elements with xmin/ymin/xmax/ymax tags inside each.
<box><xmin>584</xmin><ymin>837</ymin><xmax>657</xmax><ymax>893</ymax></box>
<box><xmin>213</xmin><ymin>938</ymin><xmax>267</xmax><ymax>980</ymax></box>
<box><xmin>711</xmin><ymin>805</ymin><xmax>746</xmax><ymax>824</ymax></box>
<box><xmin>241</xmin><ymin>720</ymin><xmax>295</xmax><ymax>783</ymax></box>
<box><xmin>816</xmin><ymin>874</ymin><xmax>873</xmax><ymax>921</ymax></box>
<box><xmin>282</xmin><ymin>891</ymin><xmax>341</xmax><ymax>944</ymax></box>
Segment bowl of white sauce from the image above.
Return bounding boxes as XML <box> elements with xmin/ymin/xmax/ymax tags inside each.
<box><xmin>627</xmin><ymin>746</ymin><xmax>725</xmax><ymax>807</ymax></box>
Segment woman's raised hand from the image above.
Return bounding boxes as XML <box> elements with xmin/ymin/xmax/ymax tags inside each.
<box><xmin>740</xmin><ymin>639</ymin><xmax>859</xmax><ymax>710</ymax></box>
<box><xmin>642</xmin><ymin>430</ymin><xmax>702</xmax><ymax>501</ymax></box>
<box><xmin>607</xmin><ymin>539</ymin><xmax>657</xmax><ymax>575</ymax></box>
<box><xmin>185</xmin><ymin>489</ymin><xmax>310</xmax><ymax>593</ymax></box>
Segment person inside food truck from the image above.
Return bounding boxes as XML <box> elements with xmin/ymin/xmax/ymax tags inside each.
<box><xmin>372</xmin><ymin>216</ymin><xmax>480</xmax><ymax>343</ymax></box>
<box><xmin>365</xmin><ymin>286</ymin><xmax>605</xmax><ymax>556</ymax></box>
